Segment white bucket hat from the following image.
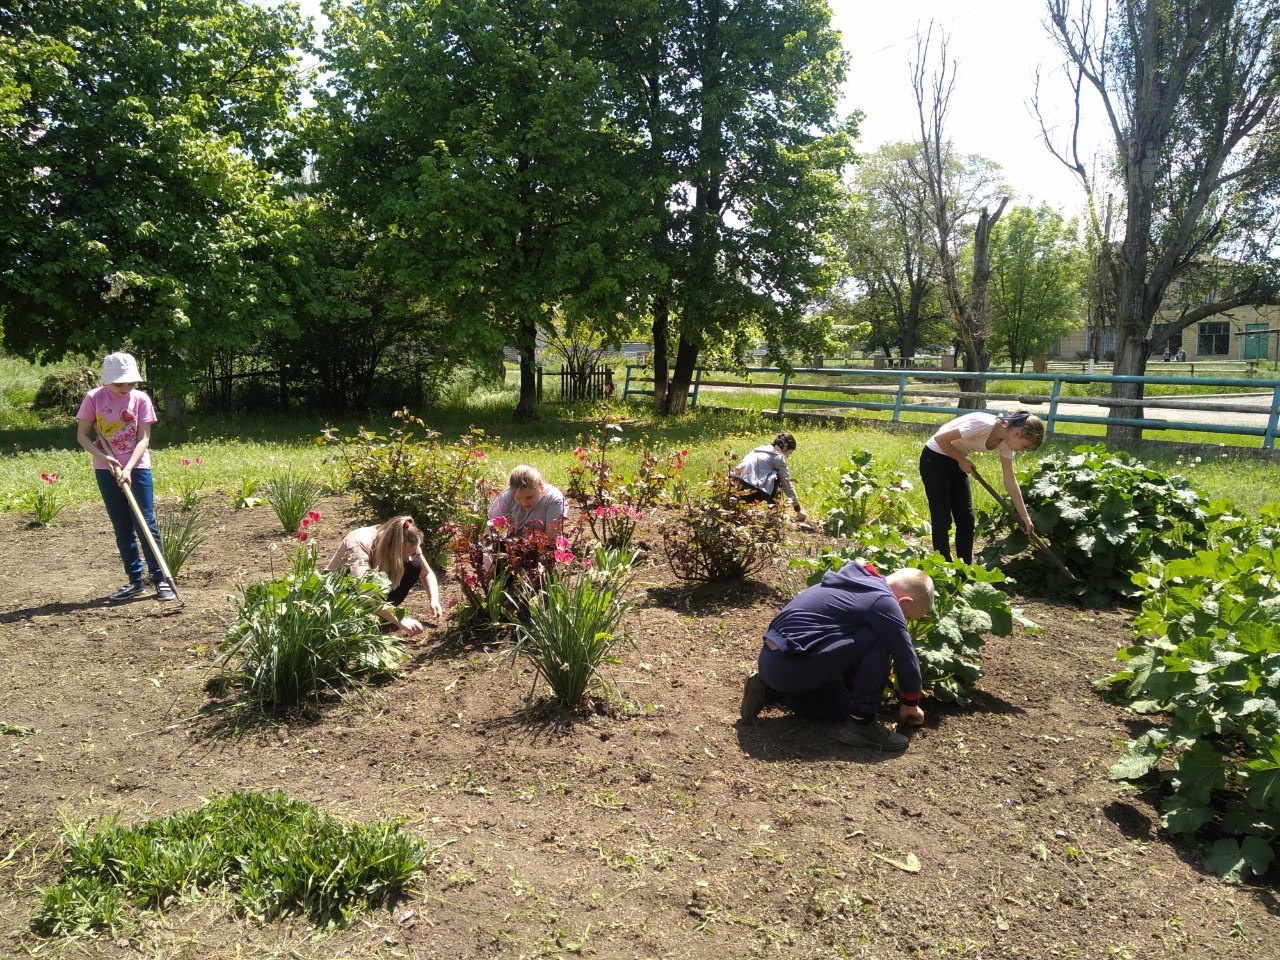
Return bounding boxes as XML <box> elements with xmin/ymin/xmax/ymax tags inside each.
<box><xmin>100</xmin><ymin>352</ymin><xmax>142</xmax><ymax>385</ymax></box>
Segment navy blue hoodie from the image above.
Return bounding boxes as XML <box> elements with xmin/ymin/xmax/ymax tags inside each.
<box><xmin>763</xmin><ymin>561</ymin><xmax>922</xmax><ymax>697</ymax></box>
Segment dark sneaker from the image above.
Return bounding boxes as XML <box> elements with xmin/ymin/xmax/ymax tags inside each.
<box><xmin>740</xmin><ymin>673</ymin><xmax>769</xmax><ymax>720</ymax></box>
<box><xmin>155</xmin><ymin>580</ymin><xmax>177</xmax><ymax>602</ymax></box>
<box><xmin>109</xmin><ymin>581</ymin><xmax>146</xmax><ymax>601</ymax></box>
<box><xmin>836</xmin><ymin>719</ymin><xmax>910</xmax><ymax>752</ymax></box>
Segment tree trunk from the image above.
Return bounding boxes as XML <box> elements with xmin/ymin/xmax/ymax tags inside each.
<box><xmin>663</xmin><ymin>335</ymin><xmax>699</xmax><ymax>414</ymax></box>
<box><xmin>514</xmin><ymin>316</ymin><xmax>540</xmax><ymax>422</ymax></box>
<box><xmin>651</xmin><ymin>296</ymin><xmax>670</xmax><ymax>413</ymax></box>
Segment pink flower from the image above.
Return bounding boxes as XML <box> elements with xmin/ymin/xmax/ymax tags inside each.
<box><xmin>121</xmin><ymin>410</ymin><xmax>135</xmax><ymax>422</ymax></box>
<box><xmin>595</xmin><ymin>506</ymin><xmax>608</xmax><ymax>518</ymax></box>
<box><xmin>555</xmin><ymin>534</ymin><xmax>570</xmax><ymax>550</ymax></box>
<box><xmin>297</xmin><ymin>530</ymin><xmax>308</xmax><ymax>542</ymax></box>
<box><xmin>307</xmin><ymin>510</ymin><xmax>321</xmax><ymax>523</ymax></box>
<box><xmin>39</xmin><ymin>472</ymin><xmax>57</xmax><ymax>484</ymax></box>
<box><xmin>472</xmin><ymin>450</ymin><xmax>485</xmax><ymax>458</ymax></box>
<box><xmin>680</xmin><ymin>449</ymin><xmax>688</xmax><ymax>457</ymax></box>
<box><xmin>553</xmin><ymin>548</ymin><xmax>574</xmax><ymax>564</ymax></box>
<box><xmin>301</xmin><ymin>517</ymin><xmax>310</xmax><ymax>527</ymax></box>
<box><xmin>463</xmin><ymin>572</ymin><xmax>478</xmax><ymax>588</ymax></box>
<box><xmin>194</xmin><ymin>457</ymin><xmax>203</xmax><ymax>466</ymax></box>
<box><xmin>492</xmin><ymin>516</ymin><xmax>509</xmax><ymax>530</ymax></box>
<box><xmin>181</xmin><ymin>458</ymin><xmax>191</xmax><ymax>467</ymax></box>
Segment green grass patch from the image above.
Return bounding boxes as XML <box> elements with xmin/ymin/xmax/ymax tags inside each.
<box><xmin>33</xmin><ymin>790</ymin><xmax>429</xmax><ymax>936</ymax></box>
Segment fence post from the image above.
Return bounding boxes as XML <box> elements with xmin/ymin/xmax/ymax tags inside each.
<box><xmin>623</xmin><ymin>364</ymin><xmax>635</xmax><ymax>399</ymax></box>
<box><xmin>537</xmin><ymin>364</ymin><xmax>543</xmax><ymax>401</ymax></box>
<box><xmin>1266</xmin><ymin>385</ymin><xmax>1280</xmax><ymax>450</ymax></box>
<box><xmin>779</xmin><ymin>372</ymin><xmax>791</xmax><ymax>415</ymax></box>
<box><xmin>891</xmin><ymin>372</ymin><xmax>907</xmax><ymax>421</ymax></box>
<box><xmin>1046</xmin><ymin>377</ymin><xmax>1063</xmax><ymax>434</ymax></box>
<box><xmin>691</xmin><ymin>367</ymin><xmax>704</xmax><ymax>408</ymax></box>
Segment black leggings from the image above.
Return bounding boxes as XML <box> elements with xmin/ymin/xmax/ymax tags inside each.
<box><xmin>918</xmin><ymin>446</ymin><xmax>974</xmax><ymax>564</ymax></box>
<box><xmin>387</xmin><ymin>558</ymin><xmax>423</xmax><ymax>606</ymax></box>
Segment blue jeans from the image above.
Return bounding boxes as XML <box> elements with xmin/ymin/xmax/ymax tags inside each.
<box><xmin>96</xmin><ymin>469</ymin><xmax>163</xmax><ymax>583</ymax></box>
<box><xmin>758</xmin><ymin>638</ymin><xmax>893</xmax><ymax>722</ymax></box>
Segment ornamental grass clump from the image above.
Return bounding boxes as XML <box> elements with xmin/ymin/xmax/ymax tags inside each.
<box><xmin>156</xmin><ymin>503</ymin><xmax>208</xmax><ymax>578</ymax></box>
<box><xmin>32</xmin><ymin>790</ymin><xmax>428</xmax><ymax>936</ymax></box>
<box><xmin>263</xmin><ymin>468</ymin><xmax>323</xmax><ymax>535</ymax></box>
<box><xmin>322</xmin><ymin>410</ymin><xmax>492</xmax><ymax>564</ymax></box>
<box><xmin>660</xmin><ymin>454</ymin><xmax>785</xmax><ymax>582</ymax></box>
<box><xmin>219</xmin><ymin>548</ymin><xmax>404</xmax><ymax>711</ymax></box>
<box><xmin>511</xmin><ymin>548</ymin><xmax>637</xmax><ymax>710</ymax></box>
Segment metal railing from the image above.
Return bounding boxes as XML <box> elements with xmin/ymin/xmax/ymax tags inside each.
<box><xmin>621</xmin><ymin>365</ymin><xmax>1280</xmax><ymax>449</ymax></box>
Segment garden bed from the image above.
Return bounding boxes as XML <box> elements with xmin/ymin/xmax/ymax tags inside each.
<box><xmin>0</xmin><ymin>495</ymin><xmax>1274</xmax><ymax>958</ymax></box>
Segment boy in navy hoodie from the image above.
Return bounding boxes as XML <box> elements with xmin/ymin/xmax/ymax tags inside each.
<box><xmin>741</xmin><ymin>561</ymin><xmax>934</xmax><ymax>751</ymax></box>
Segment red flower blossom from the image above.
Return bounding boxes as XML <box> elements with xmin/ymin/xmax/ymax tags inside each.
<box><xmin>472</xmin><ymin>450</ymin><xmax>485</xmax><ymax>458</ymax></box>
<box><xmin>307</xmin><ymin>510</ymin><xmax>321</xmax><ymax>523</ymax></box>
<box><xmin>297</xmin><ymin>530</ymin><xmax>308</xmax><ymax>542</ymax></box>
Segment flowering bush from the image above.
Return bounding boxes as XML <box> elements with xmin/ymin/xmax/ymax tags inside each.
<box><xmin>322</xmin><ymin>410</ymin><xmax>493</xmax><ymax>564</ymax></box>
<box><xmin>29</xmin><ymin>472</ymin><xmax>66</xmax><ymax>526</ymax></box>
<box><xmin>449</xmin><ymin>519</ymin><xmax>568</xmax><ymax>632</ymax></box>
<box><xmin>660</xmin><ymin>454</ymin><xmax>786</xmax><ymax>582</ymax></box>
<box><xmin>822</xmin><ymin>450</ymin><xmax>924</xmax><ymax>538</ymax></box>
<box><xmin>566</xmin><ymin>423</ymin><xmax>686</xmax><ymax>550</ymax></box>
<box><xmin>173</xmin><ymin>457</ymin><xmax>205</xmax><ymax>510</ymax></box>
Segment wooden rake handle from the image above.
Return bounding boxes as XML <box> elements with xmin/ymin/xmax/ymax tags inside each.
<box><xmin>968</xmin><ymin>463</ymin><xmax>1083</xmax><ymax>591</ymax></box>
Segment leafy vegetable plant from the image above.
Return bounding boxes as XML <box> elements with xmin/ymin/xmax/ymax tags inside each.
<box><xmin>1106</xmin><ymin>536</ymin><xmax>1280</xmax><ymax>883</ymax></box>
<box><xmin>822</xmin><ymin>450</ymin><xmax>924</xmax><ymax>538</ymax></box>
<box><xmin>979</xmin><ymin>444</ymin><xmax>1219</xmax><ymax>601</ymax></box>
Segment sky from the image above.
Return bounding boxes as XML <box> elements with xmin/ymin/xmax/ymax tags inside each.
<box><xmin>287</xmin><ymin>0</ymin><xmax>1110</xmax><ymax>213</ymax></box>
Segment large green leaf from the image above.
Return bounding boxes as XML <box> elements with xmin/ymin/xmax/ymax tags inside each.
<box><xmin>1202</xmin><ymin>836</ymin><xmax>1276</xmax><ymax>883</ymax></box>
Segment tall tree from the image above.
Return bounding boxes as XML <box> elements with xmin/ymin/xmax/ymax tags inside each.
<box><xmin>317</xmin><ymin>0</ymin><xmax>652</xmax><ymax>422</ymax></box>
<box><xmin>0</xmin><ymin>0</ymin><xmax>309</xmax><ymax>409</ymax></box>
<box><xmin>989</xmin><ymin>204</ymin><xmax>1085</xmax><ymax>371</ymax></box>
<box><xmin>841</xmin><ymin>143</ymin><xmax>946</xmax><ymax>362</ymax></box>
<box><xmin>910</xmin><ymin>29</ymin><xmax>1010</xmax><ymax>408</ymax></box>
<box><xmin>599</xmin><ymin>0</ymin><xmax>852</xmax><ymax>414</ymax></box>
<box><xmin>1041</xmin><ymin>0</ymin><xmax>1280</xmax><ymax>439</ymax></box>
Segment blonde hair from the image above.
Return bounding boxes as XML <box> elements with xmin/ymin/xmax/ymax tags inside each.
<box><xmin>886</xmin><ymin>568</ymin><xmax>935</xmax><ymax>615</ymax></box>
<box><xmin>999</xmin><ymin>410</ymin><xmax>1045</xmax><ymax>450</ymax></box>
<box><xmin>508</xmin><ymin>465</ymin><xmax>545</xmax><ymax>492</ymax></box>
<box><xmin>372</xmin><ymin>515</ymin><xmax>420</xmax><ymax>584</ymax></box>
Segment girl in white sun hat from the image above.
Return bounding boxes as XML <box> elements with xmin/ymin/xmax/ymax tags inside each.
<box><xmin>75</xmin><ymin>352</ymin><xmax>173</xmax><ymax>601</ymax></box>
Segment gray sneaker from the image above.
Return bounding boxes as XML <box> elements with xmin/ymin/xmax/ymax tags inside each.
<box><xmin>740</xmin><ymin>673</ymin><xmax>769</xmax><ymax>720</ymax></box>
<box><xmin>836</xmin><ymin>719</ymin><xmax>909</xmax><ymax>752</ymax></box>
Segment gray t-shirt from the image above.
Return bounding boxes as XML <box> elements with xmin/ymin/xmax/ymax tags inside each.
<box><xmin>487</xmin><ymin>483</ymin><xmax>569</xmax><ymax>534</ymax></box>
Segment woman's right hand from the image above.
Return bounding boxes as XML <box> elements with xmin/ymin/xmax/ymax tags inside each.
<box><xmin>399</xmin><ymin>616</ymin><xmax>425</xmax><ymax>637</ymax></box>
<box><xmin>957</xmin><ymin>456</ymin><xmax>975</xmax><ymax>475</ymax></box>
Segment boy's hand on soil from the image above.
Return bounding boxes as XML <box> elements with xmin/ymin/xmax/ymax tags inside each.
<box><xmin>899</xmin><ymin>703</ymin><xmax>925</xmax><ymax>726</ymax></box>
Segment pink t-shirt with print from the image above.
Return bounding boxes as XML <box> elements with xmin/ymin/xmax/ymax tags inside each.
<box><xmin>76</xmin><ymin>386</ymin><xmax>158</xmax><ymax>470</ymax></box>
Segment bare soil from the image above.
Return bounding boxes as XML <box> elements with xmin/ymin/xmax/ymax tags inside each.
<box><xmin>0</xmin><ymin>495</ymin><xmax>1276</xmax><ymax>959</ymax></box>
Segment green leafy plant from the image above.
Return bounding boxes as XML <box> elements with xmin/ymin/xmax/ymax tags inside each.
<box><xmin>156</xmin><ymin>504</ymin><xmax>208</xmax><ymax>578</ymax></box>
<box><xmin>28</xmin><ymin>472</ymin><xmax>66</xmax><ymax>526</ymax></box>
<box><xmin>172</xmin><ymin>456</ymin><xmax>205</xmax><ymax>510</ymax></box>
<box><xmin>219</xmin><ymin>548</ymin><xmax>404</xmax><ymax>711</ymax></box>
<box><xmin>32</xmin><ymin>790</ymin><xmax>428</xmax><ymax>936</ymax></box>
<box><xmin>262</xmin><ymin>468</ymin><xmax>323</xmax><ymax>535</ymax></box>
<box><xmin>322</xmin><ymin>409</ymin><xmax>493</xmax><ymax>563</ymax></box>
<box><xmin>794</xmin><ymin>525</ymin><xmax>1035</xmax><ymax>705</ymax></box>
<box><xmin>979</xmin><ymin>444</ymin><xmax>1220</xmax><ymax>601</ymax></box>
<box><xmin>231</xmin><ymin>475</ymin><xmax>263</xmax><ymax>509</ymax></box>
<box><xmin>511</xmin><ymin>553</ymin><xmax>636</xmax><ymax>710</ymax></box>
<box><xmin>660</xmin><ymin>454</ymin><xmax>786</xmax><ymax>582</ymax></box>
<box><xmin>1106</xmin><ymin>537</ymin><xmax>1280</xmax><ymax>883</ymax></box>
<box><xmin>822</xmin><ymin>450</ymin><xmax>924</xmax><ymax>537</ymax></box>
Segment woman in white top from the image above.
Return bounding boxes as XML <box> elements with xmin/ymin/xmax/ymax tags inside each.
<box><xmin>918</xmin><ymin>410</ymin><xmax>1044</xmax><ymax>564</ymax></box>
